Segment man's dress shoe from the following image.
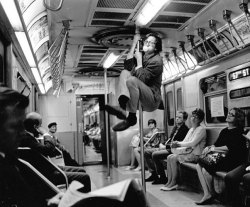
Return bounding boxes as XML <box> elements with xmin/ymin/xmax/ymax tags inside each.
<box><xmin>105</xmin><ymin>105</ymin><xmax>126</xmax><ymax>120</ymax></box>
<box><xmin>145</xmin><ymin>174</ymin><xmax>158</xmax><ymax>182</ymax></box>
<box><xmin>112</xmin><ymin>119</ymin><xmax>137</xmax><ymax>131</ymax></box>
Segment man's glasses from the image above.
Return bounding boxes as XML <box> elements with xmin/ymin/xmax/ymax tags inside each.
<box><xmin>144</xmin><ymin>40</ymin><xmax>156</xmax><ymax>46</ymax></box>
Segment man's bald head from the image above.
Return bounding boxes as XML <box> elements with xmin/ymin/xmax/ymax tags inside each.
<box><xmin>23</xmin><ymin>112</ymin><xmax>42</xmax><ymax>137</ymax></box>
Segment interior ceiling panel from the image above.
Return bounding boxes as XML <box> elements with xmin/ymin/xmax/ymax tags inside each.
<box><xmin>47</xmin><ymin>0</ymin><xmax>244</xmax><ymax>80</ymax></box>
<box><xmin>97</xmin><ymin>0</ymin><xmax>140</xmax><ymax>9</ymax></box>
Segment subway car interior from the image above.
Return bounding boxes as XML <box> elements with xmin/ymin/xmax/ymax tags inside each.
<box><xmin>1</xmin><ymin>0</ymin><xmax>250</xmax><ymax>206</ymax></box>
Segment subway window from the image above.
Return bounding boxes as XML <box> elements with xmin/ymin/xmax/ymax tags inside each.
<box><xmin>241</xmin><ymin>107</ymin><xmax>250</xmax><ymax>127</ymax></box>
<box><xmin>201</xmin><ymin>73</ymin><xmax>228</xmax><ymax>124</ymax></box>
<box><xmin>166</xmin><ymin>91</ymin><xmax>175</xmax><ymax>126</ymax></box>
<box><xmin>176</xmin><ymin>88</ymin><xmax>182</xmax><ymax>111</ymax></box>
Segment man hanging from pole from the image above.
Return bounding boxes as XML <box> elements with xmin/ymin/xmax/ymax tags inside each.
<box><xmin>105</xmin><ymin>27</ymin><xmax>163</xmax><ymax>132</ymax></box>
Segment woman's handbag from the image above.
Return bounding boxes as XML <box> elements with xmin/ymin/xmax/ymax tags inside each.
<box><xmin>198</xmin><ymin>147</ymin><xmax>228</xmax><ymax>174</ymax></box>
<box><xmin>171</xmin><ymin>147</ymin><xmax>193</xmax><ymax>155</ymax></box>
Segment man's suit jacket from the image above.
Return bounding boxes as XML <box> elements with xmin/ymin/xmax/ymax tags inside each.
<box><xmin>19</xmin><ymin>132</ymin><xmax>58</xmax><ymax>157</ymax></box>
<box><xmin>168</xmin><ymin>124</ymin><xmax>189</xmax><ymax>142</ymax></box>
<box><xmin>0</xmin><ymin>154</ymin><xmax>46</xmax><ymax>207</ymax></box>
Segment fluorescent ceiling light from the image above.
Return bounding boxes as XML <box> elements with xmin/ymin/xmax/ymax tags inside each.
<box><xmin>15</xmin><ymin>32</ymin><xmax>36</xmax><ymax>67</ymax></box>
<box><xmin>32</xmin><ymin>67</ymin><xmax>46</xmax><ymax>94</ymax></box>
<box><xmin>38</xmin><ymin>83</ymin><xmax>46</xmax><ymax>94</ymax></box>
<box><xmin>103</xmin><ymin>52</ymin><xmax>121</xmax><ymax>69</ymax></box>
<box><xmin>136</xmin><ymin>0</ymin><xmax>170</xmax><ymax>26</ymax></box>
<box><xmin>31</xmin><ymin>67</ymin><xmax>42</xmax><ymax>84</ymax></box>
<box><xmin>44</xmin><ymin>80</ymin><xmax>52</xmax><ymax>92</ymax></box>
<box><xmin>0</xmin><ymin>0</ymin><xmax>23</xmax><ymax>31</ymax></box>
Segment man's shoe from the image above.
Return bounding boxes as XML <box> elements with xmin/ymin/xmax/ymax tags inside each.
<box><xmin>105</xmin><ymin>105</ymin><xmax>126</xmax><ymax>120</ymax></box>
<box><xmin>145</xmin><ymin>174</ymin><xmax>158</xmax><ymax>182</ymax></box>
<box><xmin>112</xmin><ymin>119</ymin><xmax>137</xmax><ymax>131</ymax></box>
<box><xmin>152</xmin><ymin>178</ymin><xmax>167</xmax><ymax>185</ymax></box>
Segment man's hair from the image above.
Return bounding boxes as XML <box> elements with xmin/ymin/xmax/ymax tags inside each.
<box><xmin>48</xmin><ymin>122</ymin><xmax>57</xmax><ymax>128</ymax></box>
<box><xmin>145</xmin><ymin>33</ymin><xmax>162</xmax><ymax>53</ymax></box>
<box><xmin>23</xmin><ymin>112</ymin><xmax>41</xmax><ymax>133</ymax></box>
<box><xmin>177</xmin><ymin>111</ymin><xmax>188</xmax><ymax>120</ymax></box>
<box><xmin>0</xmin><ymin>87</ymin><xmax>29</xmax><ymax>124</ymax></box>
<box><xmin>148</xmin><ymin>119</ymin><xmax>156</xmax><ymax>126</ymax></box>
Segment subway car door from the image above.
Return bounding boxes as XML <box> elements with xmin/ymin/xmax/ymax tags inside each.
<box><xmin>164</xmin><ymin>79</ymin><xmax>183</xmax><ymax>138</ymax></box>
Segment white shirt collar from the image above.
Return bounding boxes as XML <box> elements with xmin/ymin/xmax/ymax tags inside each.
<box><xmin>0</xmin><ymin>151</ymin><xmax>5</xmax><ymax>158</ymax></box>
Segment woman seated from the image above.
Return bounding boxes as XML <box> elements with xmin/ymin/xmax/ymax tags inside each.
<box><xmin>195</xmin><ymin>107</ymin><xmax>246</xmax><ymax>205</ymax></box>
<box><xmin>129</xmin><ymin>119</ymin><xmax>159</xmax><ymax>171</ymax></box>
<box><xmin>224</xmin><ymin>129</ymin><xmax>250</xmax><ymax>207</ymax></box>
<box><xmin>161</xmin><ymin>108</ymin><xmax>206</xmax><ymax>191</ymax></box>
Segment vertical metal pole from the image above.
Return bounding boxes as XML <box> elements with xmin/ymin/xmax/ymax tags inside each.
<box><xmin>104</xmin><ymin>68</ymin><xmax>110</xmax><ymax>177</ymax></box>
<box><xmin>139</xmin><ymin>102</ymin><xmax>146</xmax><ymax>193</ymax></box>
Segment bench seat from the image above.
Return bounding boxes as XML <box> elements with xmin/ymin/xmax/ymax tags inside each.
<box><xmin>162</xmin><ymin>159</ymin><xmax>228</xmax><ymax>195</ymax></box>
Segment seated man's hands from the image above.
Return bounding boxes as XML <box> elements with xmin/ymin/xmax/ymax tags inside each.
<box><xmin>171</xmin><ymin>141</ymin><xmax>181</xmax><ymax>148</ymax></box>
<box><xmin>47</xmin><ymin>192</ymin><xmax>64</xmax><ymax>206</ymax></box>
<box><xmin>159</xmin><ymin>143</ymin><xmax>165</xmax><ymax>150</ymax></box>
<box><xmin>246</xmin><ymin>166</ymin><xmax>250</xmax><ymax>171</ymax></box>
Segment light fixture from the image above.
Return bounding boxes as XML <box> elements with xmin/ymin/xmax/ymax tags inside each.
<box><xmin>135</xmin><ymin>0</ymin><xmax>170</xmax><ymax>26</ymax></box>
<box><xmin>1</xmin><ymin>0</ymin><xmax>48</xmax><ymax>94</ymax></box>
<box><xmin>31</xmin><ymin>67</ymin><xmax>46</xmax><ymax>94</ymax></box>
<box><xmin>0</xmin><ymin>0</ymin><xmax>23</xmax><ymax>30</ymax></box>
<box><xmin>102</xmin><ymin>51</ymin><xmax>121</xmax><ymax>69</ymax></box>
<box><xmin>15</xmin><ymin>32</ymin><xmax>36</xmax><ymax>67</ymax></box>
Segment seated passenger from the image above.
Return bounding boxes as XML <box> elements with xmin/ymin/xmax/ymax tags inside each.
<box><xmin>47</xmin><ymin>122</ymin><xmax>79</xmax><ymax>166</ymax></box>
<box><xmin>144</xmin><ymin>111</ymin><xmax>189</xmax><ymax>184</ymax></box>
<box><xmin>161</xmin><ymin>108</ymin><xmax>206</xmax><ymax>191</ymax></box>
<box><xmin>83</xmin><ymin>124</ymin><xmax>91</xmax><ymax>145</ymax></box>
<box><xmin>88</xmin><ymin>122</ymin><xmax>101</xmax><ymax>150</ymax></box>
<box><xmin>132</xmin><ymin>119</ymin><xmax>159</xmax><ymax>172</ymax></box>
<box><xmin>19</xmin><ymin>112</ymin><xmax>91</xmax><ymax>192</ymax></box>
<box><xmin>196</xmin><ymin>107</ymin><xmax>246</xmax><ymax>205</ymax></box>
<box><xmin>0</xmin><ymin>87</ymin><xmax>47</xmax><ymax>206</ymax></box>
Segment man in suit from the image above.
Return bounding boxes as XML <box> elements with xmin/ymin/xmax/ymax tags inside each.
<box><xmin>19</xmin><ymin>112</ymin><xmax>91</xmax><ymax>192</ymax></box>
<box><xmin>0</xmin><ymin>87</ymin><xmax>47</xmax><ymax>206</ymax></box>
<box><xmin>144</xmin><ymin>111</ymin><xmax>189</xmax><ymax>184</ymax></box>
<box><xmin>47</xmin><ymin>122</ymin><xmax>79</xmax><ymax>166</ymax></box>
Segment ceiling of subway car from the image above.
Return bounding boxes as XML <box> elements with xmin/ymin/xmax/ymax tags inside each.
<box><xmin>47</xmin><ymin>0</ymin><xmax>247</xmax><ymax>80</ymax></box>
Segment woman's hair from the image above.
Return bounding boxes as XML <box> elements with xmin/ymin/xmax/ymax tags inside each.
<box><xmin>231</xmin><ymin>107</ymin><xmax>245</xmax><ymax>129</ymax></box>
<box><xmin>145</xmin><ymin>33</ymin><xmax>162</xmax><ymax>53</ymax></box>
<box><xmin>192</xmin><ymin>108</ymin><xmax>205</xmax><ymax>122</ymax></box>
<box><xmin>148</xmin><ymin>119</ymin><xmax>156</xmax><ymax>126</ymax></box>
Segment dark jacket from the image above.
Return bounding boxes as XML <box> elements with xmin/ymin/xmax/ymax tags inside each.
<box><xmin>0</xmin><ymin>154</ymin><xmax>46</xmax><ymax>207</ymax></box>
<box><xmin>166</xmin><ymin>124</ymin><xmax>189</xmax><ymax>149</ymax></box>
<box><xmin>215</xmin><ymin>127</ymin><xmax>247</xmax><ymax>171</ymax></box>
<box><xmin>124</xmin><ymin>52</ymin><xmax>163</xmax><ymax>104</ymax></box>
<box><xmin>19</xmin><ymin>132</ymin><xmax>58</xmax><ymax>157</ymax></box>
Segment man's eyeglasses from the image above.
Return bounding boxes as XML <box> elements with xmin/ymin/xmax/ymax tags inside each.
<box><xmin>144</xmin><ymin>40</ymin><xmax>156</xmax><ymax>46</ymax></box>
<box><xmin>228</xmin><ymin>112</ymin><xmax>235</xmax><ymax>117</ymax></box>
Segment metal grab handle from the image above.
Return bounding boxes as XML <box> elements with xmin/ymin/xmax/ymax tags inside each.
<box><xmin>179</xmin><ymin>41</ymin><xmax>196</xmax><ymax>70</ymax></box>
<box><xmin>171</xmin><ymin>47</ymin><xmax>187</xmax><ymax>75</ymax></box>
<box><xmin>223</xmin><ymin>10</ymin><xmax>245</xmax><ymax>49</ymax></box>
<box><xmin>209</xmin><ymin>19</ymin><xmax>231</xmax><ymax>56</ymax></box>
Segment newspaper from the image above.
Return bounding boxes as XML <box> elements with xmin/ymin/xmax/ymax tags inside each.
<box><xmin>58</xmin><ymin>179</ymin><xmax>132</xmax><ymax>207</ymax></box>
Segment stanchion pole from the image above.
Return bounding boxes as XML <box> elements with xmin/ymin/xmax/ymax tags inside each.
<box><xmin>139</xmin><ymin>102</ymin><xmax>146</xmax><ymax>193</ymax></box>
<box><xmin>104</xmin><ymin>68</ymin><xmax>110</xmax><ymax>177</ymax></box>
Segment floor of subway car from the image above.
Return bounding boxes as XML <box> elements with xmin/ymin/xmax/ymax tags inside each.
<box><xmin>84</xmin><ymin>165</ymin><xmax>229</xmax><ymax>207</ymax></box>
